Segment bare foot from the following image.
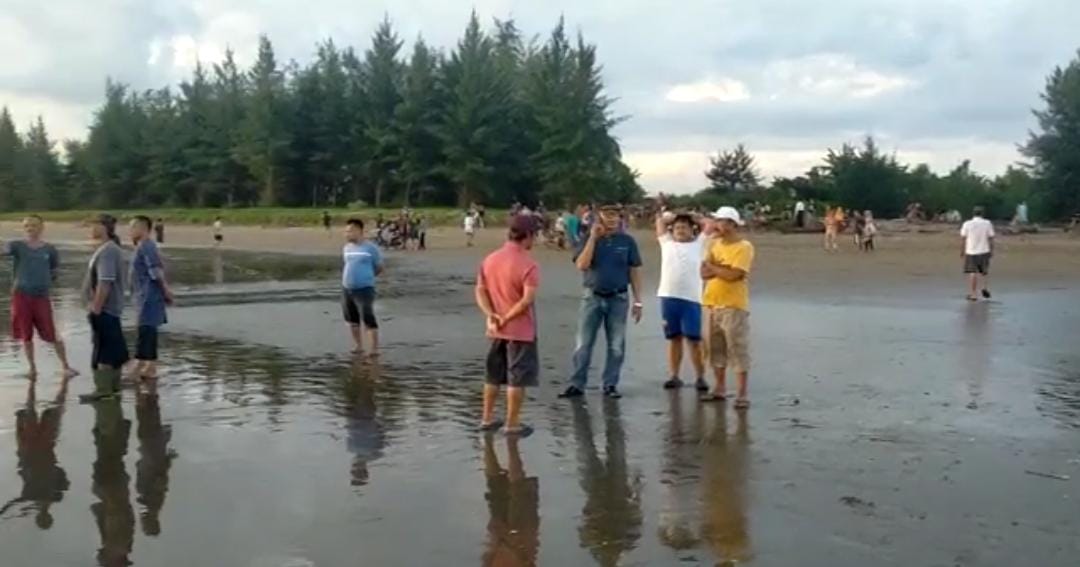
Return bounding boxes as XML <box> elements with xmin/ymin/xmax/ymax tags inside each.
<box><xmin>62</xmin><ymin>367</ymin><xmax>80</xmax><ymax>379</ymax></box>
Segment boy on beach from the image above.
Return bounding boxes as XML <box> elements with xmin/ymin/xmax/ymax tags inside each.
<box><xmin>700</xmin><ymin>207</ymin><xmax>754</xmax><ymax>409</ymax></box>
<box><xmin>475</xmin><ymin>215</ymin><xmax>540</xmax><ymax>436</ymax></box>
<box><xmin>212</xmin><ymin>217</ymin><xmax>224</xmax><ymax>247</ymax></box>
<box><xmin>2</xmin><ymin>215</ymin><xmax>77</xmax><ymax>378</ymax></box>
<box><xmin>342</xmin><ymin>218</ymin><xmax>384</xmax><ymax>358</ymax></box>
<box><xmin>464</xmin><ymin>212</ymin><xmax>477</xmax><ymax>247</ymax></box>
<box><xmin>655</xmin><ymin>210</ymin><xmax>710</xmax><ymax>392</ymax></box>
<box><xmin>128</xmin><ymin>216</ymin><xmax>174</xmax><ymax>380</ymax></box>
<box><xmin>960</xmin><ymin>206</ymin><xmax>994</xmax><ymax>301</ymax></box>
<box><xmin>81</xmin><ymin>214</ymin><xmax>129</xmax><ymax>402</ymax></box>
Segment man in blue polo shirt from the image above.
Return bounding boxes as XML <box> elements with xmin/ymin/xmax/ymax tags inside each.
<box><xmin>342</xmin><ymin>218</ymin><xmax>384</xmax><ymax>358</ymax></box>
<box><xmin>560</xmin><ymin>203</ymin><xmax>643</xmax><ymax>399</ymax></box>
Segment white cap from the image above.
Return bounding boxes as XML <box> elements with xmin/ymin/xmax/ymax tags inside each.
<box><xmin>711</xmin><ymin>206</ymin><xmax>745</xmax><ymax>226</ymax></box>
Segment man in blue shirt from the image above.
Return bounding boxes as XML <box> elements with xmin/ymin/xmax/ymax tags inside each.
<box><xmin>128</xmin><ymin>216</ymin><xmax>174</xmax><ymax>380</ymax></box>
<box><xmin>342</xmin><ymin>218</ymin><xmax>384</xmax><ymax>358</ymax></box>
<box><xmin>560</xmin><ymin>203</ymin><xmax>644</xmax><ymax>399</ymax></box>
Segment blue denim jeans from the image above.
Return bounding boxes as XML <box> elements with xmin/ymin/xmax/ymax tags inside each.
<box><xmin>569</xmin><ymin>291</ymin><xmax>629</xmax><ymax>389</ymax></box>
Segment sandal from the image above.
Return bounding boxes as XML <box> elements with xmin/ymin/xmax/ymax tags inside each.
<box><xmin>662</xmin><ymin>377</ymin><xmax>683</xmax><ymax>390</ymax></box>
<box><xmin>700</xmin><ymin>391</ymin><xmax>727</xmax><ymax>402</ymax></box>
<box><xmin>734</xmin><ymin>398</ymin><xmax>751</xmax><ymax>410</ymax></box>
<box><xmin>479</xmin><ymin>419</ymin><xmax>504</xmax><ymax>432</ymax></box>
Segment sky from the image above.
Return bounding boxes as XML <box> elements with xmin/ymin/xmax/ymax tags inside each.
<box><xmin>2</xmin><ymin>0</ymin><xmax>1079</xmax><ymax>194</ymax></box>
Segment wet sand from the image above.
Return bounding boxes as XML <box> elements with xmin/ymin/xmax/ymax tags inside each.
<box><xmin>0</xmin><ymin>228</ymin><xmax>1078</xmax><ymax>566</ymax></box>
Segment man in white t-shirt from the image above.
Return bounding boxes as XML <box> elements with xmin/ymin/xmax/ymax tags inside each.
<box><xmin>464</xmin><ymin>212</ymin><xmax>477</xmax><ymax>247</ymax></box>
<box><xmin>793</xmin><ymin>200</ymin><xmax>807</xmax><ymax>228</ymax></box>
<box><xmin>655</xmin><ymin>210</ymin><xmax>711</xmax><ymax>391</ymax></box>
<box><xmin>960</xmin><ymin>206</ymin><xmax>995</xmax><ymax>301</ymax></box>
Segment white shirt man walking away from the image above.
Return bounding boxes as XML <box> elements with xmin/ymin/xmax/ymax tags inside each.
<box><xmin>960</xmin><ymin>206</ymin><xmax>995</xmax><ymax>301</ymax></box>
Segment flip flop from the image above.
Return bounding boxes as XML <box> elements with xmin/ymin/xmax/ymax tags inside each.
<box><xmin>966</xmin><ymin>295</ymin><xmax>978</xmax><ymax>302</ymax></box>
<box><xmin>734</xmin><ymin>398</ymin><xmax>751</xmax><ymax>410</ymax></box>
<box><xmin>504</xmin><ymin>424</ymin><xmax>534</xmax><ymax>438</ymax></box>
<box><xmin>694</xmin><ymin>378</ymin><xmax>709</xmax><ymax>393</ymax></box>
<box><xmin>662</xmin><ymin>377</ymin><xmax>683</xmax><ymax>390</ymax></box>
<box><xmin>479</xmin><ymin>419</ymin><xmax>504</xmax><ymax>433</ymax></box>
<box><xmin>700</xmin><ymin>392</ymin><xmax>727</xmax><ymax>402</ymax></box>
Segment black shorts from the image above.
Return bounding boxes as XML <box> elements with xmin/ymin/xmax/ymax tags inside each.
<box><xmin>136</xmin><ymin>325</ymin><xmax>159</xmax><ymax>361</ymax></box>
<box><xmin>964</xmin><ymin>253</ymin><xmax>991</xmax><ymax>275</ymax></box>
<box><xmin>342</xmin><ymin>288</ymin><xmax>378</xmax><ymax>329</ymax></box>
<box><xmin>485</xmin><ymin>339</ymin><xmax>539</xmax><ymax>388</ymax></box>
<box><xmin>89</xmin><ymin>313</ymin><xmax>129</xmax><ymax>370</ymax></box>
<box><xmin>214</xmin><ymin>234</ymin><xmax>223</xmax><ymax>242</ymax></box>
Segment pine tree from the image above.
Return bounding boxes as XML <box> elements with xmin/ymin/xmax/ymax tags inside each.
<box><xmin>237</xmin><ymin>36</ymin><xmax>291</xmax><ymax>206</ymax></box>
<box><xmin>213</xmin><ymin>49</ymin><xmax>256</xmax><ymax>206</ymax></box>
<box><xmin>1023</xmin><ymin>48</ymin><xmax>1080</xmax><ymax>217</ymax></box>
<box><xmin>0</xmin><ymin>107</ymin><xmax>23</xmax><ymax>211</ymax></box>
<box><xmin>395</xmin><ymin>38</ymin><xmax>444</xmax><ymax>206</ymax></box>
<box><xmin>705</xmin><ymin>144</ymin><xmax>759</xmax><ymax>193</ymax></box>
<box><xmin>439</xmin><ymin>12</ymin><xmax>511</xmax><ymax>206</ymax></box>
<box><xmin>359</xmin><ymin>18</ymin><xmax>405</xmax><ymax>207</ymax></box>
<box><xmin>21</xmin><ymin>117</ymin><xmax>65</xmax><ymax>209</ymax></box>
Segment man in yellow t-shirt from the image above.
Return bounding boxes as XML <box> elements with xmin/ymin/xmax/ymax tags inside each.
<box><xmin>700</xmin><ymin>206</ymin><xmax>755</xmax><ymax>409</ymax></box>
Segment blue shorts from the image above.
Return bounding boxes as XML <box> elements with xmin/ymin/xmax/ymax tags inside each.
<box><xmin>660</xmin><ymin>297</ymin><xmax>703</xmax><ymax>341</ymax></box>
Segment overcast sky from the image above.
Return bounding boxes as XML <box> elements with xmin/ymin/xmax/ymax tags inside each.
<box><xmin>3</xmin><ymin>0</ymin><xmax>1079</xmax><ymax>193</ymax></box>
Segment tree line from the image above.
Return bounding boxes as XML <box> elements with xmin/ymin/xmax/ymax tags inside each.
<box><xmin>699</xmin><ymin>49</ymin><xmax>1080</xmax><ymax>221</ymax></box>
<box><xmin>0</xmin><ymin>14</ymin><xmax>641</xmax><ymax>212</ymax></box>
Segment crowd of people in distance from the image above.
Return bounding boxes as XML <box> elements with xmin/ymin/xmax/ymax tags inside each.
<box><xmin>373</xmin><ymin>209</ymin><xmax>428</xmax><ymax>251</ymax></box>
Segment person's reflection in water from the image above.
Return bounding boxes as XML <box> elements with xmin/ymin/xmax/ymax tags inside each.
<box><xmin>212</xmin><ymin>250</ymin><xmax>224</xmax><ymax>285</ymax></box>
<box><xmin>961</xmin><ymin>303</ymin><xmax>991</xmax><ymax>409</ymax></box>
<box><xmin>346</xmin><ymin>360</ymin><xmax>385</xmax><ymax>488</ymax></box>
<box><xmin>571</xmin><ymin>401</ymin><xmax>643</xmax><ymax>566</ymax></box>
<box><xmin>135</xmin><ymin>380</ymin><xmax>176</xmax><ymax>536</ymax></box>
<box><xmin>700</xmin><ymin>405</ymin><xmax>752</xmax><ymax>563</ymax></box>
<box><xmin>90</xmin><ymin>398</ymin><xmax>134</xmax><ymax>566</ymax></box>
<box><xmin>0</xmin><ymin>378</ymin><xmax>71</xmax><ymax>529</ymax></box>
<box><xmin>481</xmin><ymin>435</ymin><xmax>540</xmax><ymax>566</ymax></box>
<box><xmin>657</xmin><ymin>392</ymin><xmax>703</xmax><ymax>551</ymax></box>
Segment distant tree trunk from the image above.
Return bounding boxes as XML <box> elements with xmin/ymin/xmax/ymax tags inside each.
<box><xmin>403</xmin><ymin>179</ymin><xmax>412</xmax><ymax>207</ymax></box>
<box><xmin>375</xmin><ymin>178</ymin><xmax>383</xmax><ymax>208</ymax></box>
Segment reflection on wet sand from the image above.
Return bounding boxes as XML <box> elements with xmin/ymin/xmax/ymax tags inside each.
<box><xmin>1</xmin><ymin>379</ymin><xmax>70</xmax><ymax>529</ymax></box>
<box><xmin>657</xmin><ymin>392</ymin><xmax>703</xmax><ymax>551</ymax></box>
<box><xmin>345</xmin><ymin>360</ymin><xmax>386</xmax><ymax>488</ymax></box>
<box><xmin>701</xmin><ymin>405</ymin><xmax>752</xmax><ymax>564</ymax></box>
<box><xmin>91</xmin><ymin>399</ymin><xmax>134</xmax><ymax>567</ymax></box>
<box><xmin>135</xmin><ymin>381</ymin><xmax>176</xmax><ymax>536</ymax></box>
<box><xmin>482</xmin><ymin>435</ymin><xmax>540</xmax><ymax>567</ymax></box>
<box><xmin>571</xmin><ymin>401</ymin><xmax>643</xmax><ymax>566</ymax></box>
<box><xmin>960</xmin><ymin>303</ymin><xmax>991</xmax><ymax>408</ymax></box>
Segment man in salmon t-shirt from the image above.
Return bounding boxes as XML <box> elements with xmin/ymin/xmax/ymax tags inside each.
<box><xmin>475</xmin><ymin>215</ymin><xmax>541</xmax><ymax>437</ymax></box>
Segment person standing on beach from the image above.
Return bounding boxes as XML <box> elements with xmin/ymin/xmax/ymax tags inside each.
<box><xmin>212</xmin><ymin>217</ymin><xmax>223</xmax><ymax>247</ymax></box>
<box><xmin>464</xmin><ymin>211</ymin><xmax>477</xmax><ymax>247</ymax></box>
<box><xmin>560</xmin><ymin>203</ymin><xmax>644</xmax><ymax>400</ymax></box>
<box><xmin>475</xmin><ymin>215</ymin><xmax>541</xmax><ymax>436</ymax></box>
<box><xmin>960</xmin><ymin>206</ymin><xmax>995</xmax><ymax>301</ymax></box>
<box><xmin>655</xmin><ymin>211</ymin><xmax>709</xmax><ymax>392</ymax></box>
<box><xmin>823</xmin><ymin>207</ymin><xmax>840</xmax><ymax>251</ymax></box>
<box><xmin>701</xmin><ymin>207</ymin><xmax>754</xmax><ymax>409</ymax></box>
<box><xmin>128</xmin><ymin>216</ymin><xmax>174</xmax><ymax>380</ymax></box>
<box><xmin>863</xmin><ymin>211</ymin><xmax>878</xmax><ymax>251</ymax></box>
<box><xmin>80</xmin><ymin>214</ymin><xmax>129</xmax><ymax>402</ymax></box>
<box><xmin>793</xmin><ymin>200</ymin><xmax>807</xmax><ymax>228</ymax></box>
<box><xmin>2</xmin><ymin>215</ymin><xmax>77</xmax><ymax>378</ymax></box>
<box><xmin>154</xmin><ymin>218</ymin><xmax>165</xmax><ymax>245</ymax></box>
<box><xmin>342</xmin><ymin>218</ymin><xmax>384</xmax><ymax>358</ymax></box>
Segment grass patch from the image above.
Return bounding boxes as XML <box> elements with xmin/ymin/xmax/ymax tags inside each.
<box><xmin>0</xmin><ymin>207</ymin><xmax>506</xmax><ymax>227</ymax></box>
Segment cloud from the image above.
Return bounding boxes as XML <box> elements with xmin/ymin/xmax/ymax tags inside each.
<box><xmin>1</xmin><ymin>0</ymin><xmax>1078</xmax><ymax>194</ymax></box>
<box><xmin>666</xmin><ymin>78</ymin><xmax>750</xmax><ymax>104</ymax></box>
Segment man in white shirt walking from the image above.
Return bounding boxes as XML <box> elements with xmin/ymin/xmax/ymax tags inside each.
<box><xmin>655</xmin><ymin>210</ymin><xmax>710</xmax><ymax>391</ymax></box>
<box><xmin>960</xmin><ymin>206</ymin><xmax>995</xmax><ymax>301</ymax></box>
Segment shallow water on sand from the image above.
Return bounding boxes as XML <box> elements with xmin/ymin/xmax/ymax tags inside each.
<box><xmin>0</xmin><ymin>246</ymin><xmax>1078</xmax><ymax>566</ymax></box>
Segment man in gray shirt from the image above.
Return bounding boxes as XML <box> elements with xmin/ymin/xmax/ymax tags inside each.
<box><xmin>1</xmin><ymin>215</ymin><xmax>77</xmax><ymax>378</ymax></box>
<box><xmin>80</xmin><ymin>214</ymin><xmax>129</xmax><ymax>402</ymax></box>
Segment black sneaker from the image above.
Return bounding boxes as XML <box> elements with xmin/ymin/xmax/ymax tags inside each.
<box><xmin>662</xmin><ymin>377</ymin><xmax>683</xmax><ymax>390</ymax></box>
<box><xmin>603</xmin><ymin>386</ymin><xmax>623</xmax><ymax>399</ymax></box>
<box><xmin>558</xmin><ymin>386</ymin><xmax>585</xmax><ymax>399</ymax></box>
<box><xmin>694</xmin><ymin>378</ymin><xmax>709</xmax><ymax>392</ymax></box>
<box><xmin>981</xmin><ymin>289</ymin><xmax>991</xmax><ymax>299</ymax></box>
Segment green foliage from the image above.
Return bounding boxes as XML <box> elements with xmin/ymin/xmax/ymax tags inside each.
<box><xmin>0</xmin><ymin>15</ymin><xmax>636</xmax><ymax>214</ymax></box>
<box><xmin>705</xmin><ymin>144</ymin><xmax>759</xmax><ymax>193</ymax></box>
<box><xmin>1023</xmin><ymin>48</ymin><xmax>1080</xmax><ymax>218</ymax></box>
